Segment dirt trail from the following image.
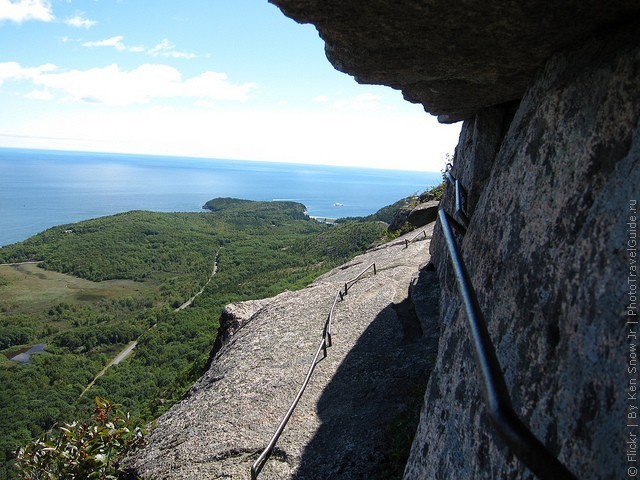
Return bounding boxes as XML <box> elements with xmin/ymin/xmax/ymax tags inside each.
<box><xmin>79</xmin><ymin>340</ymin><xmax>138</xmax><ymax>398</ymax></box>
<box><xmin>175</xmin><ymin>251</ymin><xmax>219</xmax><ymax>311</ymax></box>
<box><xmin>79</xmin><ymin>252</ymin><xmax>220</xmax><ymax>399</ymax></box>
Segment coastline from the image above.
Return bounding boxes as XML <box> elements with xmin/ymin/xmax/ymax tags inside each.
<box><xmin>0</xmin><ymin>149</ymin><xmax>441</xmax><ymax>247</ymax></box>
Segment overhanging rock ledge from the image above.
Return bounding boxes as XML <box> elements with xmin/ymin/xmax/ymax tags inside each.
<box><xmin>269</xmin><ymin>0</ymin><xmax>640</xmax><ymax>122</ymax></box>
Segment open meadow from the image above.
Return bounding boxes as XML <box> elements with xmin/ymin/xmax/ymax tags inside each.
<box><xmin>0</xmin><ymin>263</ymin><xmax>154</xmax><ymax>315</ymax></box>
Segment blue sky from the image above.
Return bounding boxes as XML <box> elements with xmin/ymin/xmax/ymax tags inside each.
<box><xmin>0</xmin><ymin>0</ymin><xmax>461</xmax><ymax>171</ymax></box>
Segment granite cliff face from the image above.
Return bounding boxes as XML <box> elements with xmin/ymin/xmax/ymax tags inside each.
<box><xmin>408</xmin><ymin>23</ymin><xmax>640</xmax><ymax>479</ymax></box>
<box><xmin>267</xmin><ymin>1</ymin><xmax>639</xmax><ymax>478</ymax></box>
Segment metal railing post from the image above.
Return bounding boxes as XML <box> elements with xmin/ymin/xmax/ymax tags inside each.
<box><xmin>444</xmin><ymin>163</ymin><xmax>469</xmax><ymax>231</ymax></box>
<box><xmin>325</xmin><ymin>314</ymin><xmax>333</xmax><ymax>348</ymax></box>
<box><xmin>405</xmin><ymin>229</ymin><xmax>430</xmax><ymax>248</ymax></box>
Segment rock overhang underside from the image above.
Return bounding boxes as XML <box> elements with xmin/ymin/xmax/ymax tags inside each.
<box><xmin>268</xmin><ymin>0</ymin><xmax>640</xmax><ymax>122</ymax></box>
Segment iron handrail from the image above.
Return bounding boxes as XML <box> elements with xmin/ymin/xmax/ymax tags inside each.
<box><xmin>405</xmin><ymin>229</ymin><xmax>428</xmax><ymax>248</ymax></box>
<box><xmin>250</xmin><ymin>332</ymin><xmax>329</xmax><ymax>479</ymax></box>
<box><xmin>438</xmin><ymin>209</ymin><xmax>576</xmax><ymax>479</ymax></box>
<box><xmin>251</xmin><ymin>263</ymin><xmax>376</xmax><ymax>478</ymax></box>
<box><xmin>344</xmin><ymin>262</ymin><xmax>377</xmax><ymax>295</ymax></box>
<box><xmin>444</xmin><ymin>163</ymin><xmax>469</xmax><ymax>231</ymax></box>
<box><xmin>322</xmin><ymin>290</ymin><xmax>341</xmax><ymax>353</ymax></box>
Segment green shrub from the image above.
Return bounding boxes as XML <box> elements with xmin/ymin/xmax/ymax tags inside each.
<box><xmin>15</xmin><ymin>397</ymin><xmax>145</xmax><ymax>479</ymax></box>
<box><xmin>425</xmin><ymin>180</ymin><xmax>445</xmax><ymax>201</ymax></box>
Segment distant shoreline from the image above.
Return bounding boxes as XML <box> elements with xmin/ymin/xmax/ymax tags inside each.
<box><xmin>309</xmin><ymin>216</ymin><xmax>337</xmax><ymax>224</ymax></box>
<box><xmin>0</xmin><ymin>148</ymin><xmax>442</xmax><ymax>247</ymax></box>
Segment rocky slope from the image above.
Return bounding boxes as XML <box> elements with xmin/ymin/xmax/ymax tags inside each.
<box><xmin>125</xmin><ymin>225</ymin><xmax>439</xmax><ymax>479</ymax></box>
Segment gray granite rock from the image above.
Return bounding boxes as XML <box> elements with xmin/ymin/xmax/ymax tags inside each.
<box><xmin>125</xmin><ymin>225</ymin><xmax>439</xmax><ymax>479</ymax></box>
<box><xmin>212</xmin><ymin>297</ymin><xmax>279</xmax><ymax>352</ymax></box>
<box><xmin>407</xmin><ymin>201</ymin><xmax>439</xmax><ymax>229</ymax></box>
<box><xmin>387</xmin><ymin>204</ymin><xmax>412</xmax><ymax>233</ymax></box>
<box><xmin>406</xmin><ymin>21</ymin><xmax>640</xmax><ymax>479</ymax></box>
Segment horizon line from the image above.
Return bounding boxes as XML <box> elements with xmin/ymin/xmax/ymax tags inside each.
<box><xmin>0</xmin><ymin>144</ymin><xmax>444</xmax><ymax>174</ymax></box>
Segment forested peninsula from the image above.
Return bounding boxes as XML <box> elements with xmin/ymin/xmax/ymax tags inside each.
<box><xmin>0</xmin><ymin>197</ymin><xmax>398</xmax><ymax>478</ymax></box>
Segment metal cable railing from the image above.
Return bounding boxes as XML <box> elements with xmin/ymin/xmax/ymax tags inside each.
<box><xmin>250</xmin><ymin>263</ymin><xmax>377</xmax><ymax>479</ymax></box>
<box><xmin>343</xmin><ymin>262</ymin><xmax>376</xmax><ymax>295</ymax></box>
<box><xmin>405</xmin><ymin>229</ymin><xmax>428</xmax><ymax>248</ymax></box>
<box><xmin>438</xmin><ymin>172</ymin><xmax>576</xmax><ymax>479</ymax></box>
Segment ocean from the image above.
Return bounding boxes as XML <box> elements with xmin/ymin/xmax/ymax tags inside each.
<box><xmin>0</xmin><ymin>148</ymin><xmax>441</xmax><ymax>247</ymax></box>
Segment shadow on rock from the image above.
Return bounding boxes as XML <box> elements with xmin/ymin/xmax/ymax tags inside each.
<box><xmin>293</xmin><ymin>274</ymin><xmax>440</xmax><ymax>479</ymax></box>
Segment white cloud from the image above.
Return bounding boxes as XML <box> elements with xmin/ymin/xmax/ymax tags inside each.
<box><xmin>312</xmin><ymin>92</ymin><xmax>384</xmax><ymax>111</ymax></box>
<box><xmin>0</xmin><ymin>61</ymin><xmax>257</xmax><ymax>106</ymax></box>
<box><xmin>82</xmin><ymin>36</ymin><xmax>145</xmax><ymax>53</ymax></box>
<box><xmin>15</xmin><ymin>106</ymin><xmax>460</xmax><ymax>171</ymax></box>
<box><xmin>64</xmin><ymin>14</ymin><xmax>96</xmax><ymax>29</ymax></box>
<box><xmin>0</xmin><ymin>96</ymin><xmax>462</xmax><ymax>171</ymax></box>
<box><xmin>0</xmin><ymin>61</ymin><xmax>55</xmax><ymax>86</ymax></box>
<box><xmin>0</xmin><ymin>61</ymin><xmax>22</xmax><ymax>85</ymax></box>
<box><xmin>82</xmin><ymin>36</ymin><xmax>127</xmax><ymax>51</ymax></box>
<box><xmin>82</xmin><ymin>35</ymin><xmax>197</xmax><ymax>58</ymax></box>
<box><xmin>0</xmin><ymin>0</ymin><xmax>53</xmax><ymax>23</ymax></box>
<box><xmin>149</xmin><ymin>38</ymin><xmax>196</xmax><ymax>59</ymax></box>
<box><xmin>331</xmin><ymin>92</ymin><xmax>382</xmax><ymax>111</ymax></box>
<box><xmin>25</xmin><ymin>88</ymin><xmax>52</xmax><ymax>100</ymax></box>
<box><xmin>180</xmin><ymin>71</ymin><xmax>254</xmax><ymax>101</ymax></box>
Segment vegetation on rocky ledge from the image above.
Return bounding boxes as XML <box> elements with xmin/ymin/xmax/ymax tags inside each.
<box><xmin>15</xmin><ymin>397</ymin><xmax>146</xmax><ymax>480</ymax></box>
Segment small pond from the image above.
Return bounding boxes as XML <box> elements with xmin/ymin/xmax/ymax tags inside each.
<box><xmin>11</xmin><ymin>344</ymin><xmax>47</xmax><ymax>364</ymax></box>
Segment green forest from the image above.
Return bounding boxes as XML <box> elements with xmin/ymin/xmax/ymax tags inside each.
<box><xmin>0</xmin><ymin>198</ymin><xmax>389</xmax><ymax>478</ymax></box>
